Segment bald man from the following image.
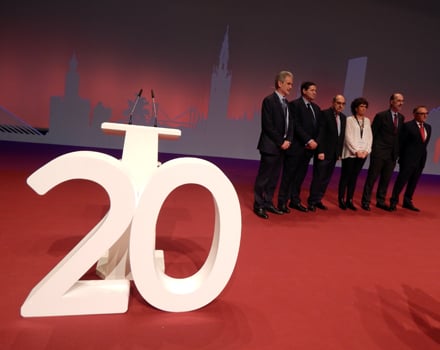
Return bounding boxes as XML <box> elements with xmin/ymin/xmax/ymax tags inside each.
<box><xmin>308</xmin><ymin>94</ymin><xmax>347</xmax><ymax>210</ymax></box>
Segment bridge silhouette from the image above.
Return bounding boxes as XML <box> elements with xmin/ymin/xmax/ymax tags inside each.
<box><xmin>0</xmin><ymin>106</ymin><xmax>46</xmax><ymax>136</ymax></box>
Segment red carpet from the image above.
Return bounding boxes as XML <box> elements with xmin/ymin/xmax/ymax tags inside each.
<box><xmin>1</xmin><ymin>140</ymin><xmax>440</xmax><ymax>349</ymax></box>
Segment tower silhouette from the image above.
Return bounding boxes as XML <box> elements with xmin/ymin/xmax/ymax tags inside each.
<box><xmin>206</xmin><ymin>26</ymin><xmax>231</xmax><ymax>131</ymax></box>
<box><xmin>48</xmin><ymin>53</ymin><xmax>91</xmax><ymax>143</ymax></box>
<box><xmin>65</xmin><ymin>54</ymin><xmax>80</xmax><ymax>99</ymax></box>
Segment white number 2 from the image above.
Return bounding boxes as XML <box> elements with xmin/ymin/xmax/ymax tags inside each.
<box><xmin>21</xmin><ymin>151</ymin><xmax>136</xmax><ymax>317</ymax></box>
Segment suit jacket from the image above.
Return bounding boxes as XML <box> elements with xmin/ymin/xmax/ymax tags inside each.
<box><xmin>398</xmin><ymin>119</ymin><xmax>431</xmax><ymax>169</ymax></box>
<box><xmin>257</xmin><ymin>92</ymin><xmax>294</xmax><ymax>155</ymax></box>
<box><xmin>287</xmin><ymin>97</ymin><xmax>321</xmax><ymax>155</ymax></box>
<box><xmin>371</xmin><ymin>109</ymin><xmax>404</xmax><ymax>161</ymax></box>
<box><xmin>316</xmin><ymin>108</ymin><xmax>347</xmax><ymax>159</ymax></box>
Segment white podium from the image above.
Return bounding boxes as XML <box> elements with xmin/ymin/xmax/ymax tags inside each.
<box><xmin>96</xmin><ymin>123</ymin><xmax>181</xmax><ymax>280</ymax></box>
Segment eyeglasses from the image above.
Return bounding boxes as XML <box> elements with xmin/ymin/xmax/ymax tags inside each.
<box><xmin>415</xmin><ymin>112</ymin><xmax>428</xmax><ymax>116</ymax></box>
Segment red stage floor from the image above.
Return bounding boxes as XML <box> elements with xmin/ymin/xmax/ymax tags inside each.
<box><xmin>1</xmin><ymin>141</ymin><xmax>440</xmax><ymax>349</ymax></box>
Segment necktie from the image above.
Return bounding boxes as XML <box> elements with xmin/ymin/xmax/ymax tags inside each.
<box><xmin>393</xmin><ymin>113</ymin><xmax>398</xmax><ymax>132</ymax></box>
<box><xmin>282</xmin><ymin>98</ymin><xmax>288</xmax><ymax>137</ymax></box>
<box><xmin>335</xmin><ymin>113</ymin><xmax>341</xmax><ymax>136</ymax></box>
<box><xmin>282</xmin><ymin>98</ymin><xmax>288</xmax><ymax>115</ymax></box>
<box><xmin>307</xmin><ymin>103</ymin><xmax>316</xmax><ymax>124</ymax></box>
<box><xmin>419</xmin><ymin>122</ymin><xmax>426</xmax><ymax>142</ymax></box>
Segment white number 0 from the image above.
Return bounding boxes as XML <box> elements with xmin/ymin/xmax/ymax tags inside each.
<box><xmin>20</xmin><ymin>124</ymin><xmax>242</xmax><ymax>317</ymax></box>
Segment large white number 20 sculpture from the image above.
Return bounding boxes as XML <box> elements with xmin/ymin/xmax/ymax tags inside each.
<box><xmin>21</xmin><ymin>123</ymin><xmax>242</xmax><ymax>317</ymax></box>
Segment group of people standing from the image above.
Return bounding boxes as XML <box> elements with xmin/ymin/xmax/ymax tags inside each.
<box><xmin>253</xmin><ymin>71</ymin><xmax>431</xmax><ymax>219</ymax></box>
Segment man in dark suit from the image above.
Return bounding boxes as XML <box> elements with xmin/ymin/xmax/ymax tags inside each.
<box><xmin>278</xmin><ymin>81</ymin><xmax>320</xmax><ymax>213</ymax></box>
<box><xmin>308</xmin><ymin>94</ymin><xmax>347</xmax><ymax>210</ymax></box>
<box><xmin>390</xmin><ymin>106</ymin><xmax>431</xmax><ymax>212</ymax></box>
<box><xmin>253</xmin><ymin>71</ymin><xmax>294</xmax><ymax>219</ymax></box>
<box><xmin>361</xmin><ymin>93</ymin><xmax>405</xmax><ymax>211</ymax></box>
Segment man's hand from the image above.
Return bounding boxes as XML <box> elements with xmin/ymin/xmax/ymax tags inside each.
<box><xmin>281</xmin><ymin>140</ymin><xmax>291</xmax><ymax>150</ymax></box>
<box><xmin>306</xmin><ymin>140</ymin><xmax>318</xmax><ymax>150</ymax></box>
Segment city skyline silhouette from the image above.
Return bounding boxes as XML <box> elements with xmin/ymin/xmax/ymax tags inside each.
<box><xmin>0</xmin><ymin>25</ymin><xmax>439</xmax><ymax>174</ymax></box>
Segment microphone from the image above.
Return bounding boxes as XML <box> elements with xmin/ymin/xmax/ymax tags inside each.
<box><xmin>128</xmin><ymin>88</ymin><xmax>143</xmax><ymax>125</ymax></box>
<box><xmin>151</xmin><ymin>89</ymin><xmax>158</xmax><ymax>127</ymax></box>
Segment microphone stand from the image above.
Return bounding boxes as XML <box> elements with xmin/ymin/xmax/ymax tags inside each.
<box><xmin>151</xmin><ymin>89</ymin><xmax>158</xmax><ymax>127</ymax></box>
<box><xmin>128</xmin><ymin>89</ymin><xmax>143</xmax><ymax>124</ymax></box>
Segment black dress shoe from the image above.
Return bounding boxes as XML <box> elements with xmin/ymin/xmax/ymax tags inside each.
<box><xmin>403</xmin><ymin>203</ymin><xmax>420</xmax><ymax>212</ymax></box>
<box><xmin>389</xmin><ymin>203</ymin><xmax>397</xmax><ymax>211</ymax></box>
<box><xmin>254</xmin><ymin>208</ymin><xmax>268</xmax><ymax>219</ymax></box>
<box><xmin>308</xmin><ymin>204</ymin><xmax>316</xmax><ymax>212</ymax></box>
<box><xmin>346</xmin><ymin>199</ymin><xmax>357</xmax><ymax>211</ymax></box>
<box><xmin>289</xmin><ymin>202</ymin><xmax>309</xmax><ymax>212</ymax></box>
<box><xmin>278</xmin><ymin>205</ymin><xmax>291</xmax><ymax>214</ymax></box>
<box><xmin>361</xmin><ymin>203</ymin><xmax>371</xmax><ymax>211</ymax></box>
<box><xmin>376</xmin><ymin>202</ymin><xmax>390</xmax><ymax>211</ymax></box>
<box><xmin>266</xmin><ymin>205</ymin><xmax>284</xmax><ymax>215</ymax></box>
<box><xmin>338</xmin><ymin>198</ymin><xmax>346</xmax><ymax>210</ymax></box>
<box><xmin>315</xmin><ymin>202</ymin><xmax>328</xmax><ymax>210</ymax></box>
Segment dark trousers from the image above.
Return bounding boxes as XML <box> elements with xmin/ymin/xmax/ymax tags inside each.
<box><xmin>254</xmin><ymin>152</ymin><xmax>283</xmax><ymax>209</ymax></box>
<box><xmin>338</xmin><ymin>157</ymin><xmax>367</xmax><ymax>201</ymax></box>
<box><xmin>390</xmin><ymin>164</ymin><xmax>423</xmax><ymax>205</ymax></box>
<box><xmin>278</xmin><ymin>153</ymin><xmax>300</xmax><ymax>206</ymax></box>
<box><xmin>308</xmin><ymin>156</ymin><xmax>337</xmax><ymax>205</ymax></box>
<box><xmin>361</xmin><ymin>156</ymin><xmax>396</xmax><ymax>205</ymax></box>
<box><xmin>290</xmin><ymin>150</ymin><xmax>313</xmax><ymax>205</ymax></box>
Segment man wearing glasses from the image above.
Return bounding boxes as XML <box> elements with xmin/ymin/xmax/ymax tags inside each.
<box><xmin>389</xmin><ymin>106</ymin><xmax>431</xmax><ymax>211</ymax></box>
